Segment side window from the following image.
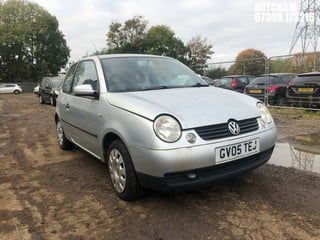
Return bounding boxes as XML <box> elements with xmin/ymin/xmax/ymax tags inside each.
<box><xmin>238</xmin><ymin>77</ymin><xmax>248</xmax><ymax>84</ymax></box>
<box><xmin>62</xmin><ymin>63</ymin><xmax>77</xmax><ymax>93</ymax></box>
<box><xmin>72</xmin><ymin>60</ymin><xmax>99</xmax><ymax>92</ymax></box>
<box><xmin>282</xmin><ymin>75</ymin><xmax>294</xmax><ymax>84</ymax></box>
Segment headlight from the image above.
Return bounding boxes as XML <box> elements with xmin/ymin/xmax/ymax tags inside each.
<box><xmin>257</xmin><ymin>102</ymin><xmax>273</xmax><ymax>126</ymax></box>
<box><xmin>154</xmin><ymin>115</ymin><xmax>181</xmax><ymax>142</ymax></box>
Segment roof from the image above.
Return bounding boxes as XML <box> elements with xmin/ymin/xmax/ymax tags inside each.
<box><xmin>222</xmin><ymin>75</ymin><xmax>254</xmax><ymax>78</ymax></box>
<box><xmin>96</xmin><ymin>54</ymin><xmax>171</xmax><ymax>59</ymax></box>
<box><xmin>298</xmin><ymin>71</ymin><xmax>320</xmax><ymax>76</ymax></box>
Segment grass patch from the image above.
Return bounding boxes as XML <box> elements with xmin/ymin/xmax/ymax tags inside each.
<box><xmin>269</xmin><ymin>107</ymin><xmax>320</xmax><ymax>120</ymax></box>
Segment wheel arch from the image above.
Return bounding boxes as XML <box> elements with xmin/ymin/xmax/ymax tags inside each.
<box><xmin>102</xmin><ymin>132</ymin><xmax>123</xmax><ymax>161</ymax></box>
<box><xmin>54</xmin><ymin>113</ymin><xmax>60</xmax><ymax>124</ymax></box>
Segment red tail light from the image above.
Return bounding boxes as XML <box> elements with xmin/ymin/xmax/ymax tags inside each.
<box><xmin>231</xmin><ymin>78</ymin><xmax>237</xmax><ymax>89</ymax></box>
<box><xmin>268</xmin><ymin>84</ymin><xmax>280</xmax><ymax>93</ymax></box>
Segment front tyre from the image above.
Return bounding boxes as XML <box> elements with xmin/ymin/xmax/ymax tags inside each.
<box><xmin>107</xmin><ymin>140</ymin><xmax>143</xmax><ymax>201</ymax></box>
<box><xmin>56</xmin><ymin>119</ymin><xmax>73</xmax><ymax>150</ymax></box>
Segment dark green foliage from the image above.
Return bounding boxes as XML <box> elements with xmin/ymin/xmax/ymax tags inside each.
<box><xmin>144</xmin><ymin>25</ymin><xmax>187</xmax><ymax>63</ymax></box>
<box><xmin>0</xmin><ymin>0</ymin><xmax>70</xmax><ymax>82</ymax></box>
<box><xmin>207</xmin><ymin>67</ymin><xmax>227</xmax><ymax>79</ymax></box>
<box><xmin>106</xmin><ymin>16</ymin><xmax>213</xmax><ymax>69</ymax></box>
<box><xmin>107</xmin><ymin>16</ymin><xmax>147</xmax><ymax>54</ymax></box>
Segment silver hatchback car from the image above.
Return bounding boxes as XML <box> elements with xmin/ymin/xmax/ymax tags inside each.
<box><xmin>0</xmin><ymin>83</ymin><xmax>22</xmax><ymax>94</ymax></box>
<box><xmin>55</xmin><ymin>54</ymin><xmax>277</xmax><ymax>201</ymax></box>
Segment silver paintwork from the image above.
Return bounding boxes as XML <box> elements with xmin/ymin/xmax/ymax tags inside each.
<box><xmin>56</xmin><ymin>54</ymin><xmax>277</xmax><ymax>179</ymax></box>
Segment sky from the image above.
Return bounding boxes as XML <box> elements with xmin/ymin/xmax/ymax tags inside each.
<box><xmin>32</xmin><ymin>0</ymin><xmax>303</xmax><ymax>66</ymax></box>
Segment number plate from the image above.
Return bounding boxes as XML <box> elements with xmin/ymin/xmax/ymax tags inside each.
<box><xmin>298</xmin><ymin>88</ymin><xmax>313</xmax><ymax>93</ymax></box>
<box><xmin>215</xmin><ymin>139</ymin><xmax>260</xmax><ymax>164</ymax></box>
<box><xmin>249</xmin><ymin>89</ymin><xmax>262</xmax><ymax>94</ymax></box>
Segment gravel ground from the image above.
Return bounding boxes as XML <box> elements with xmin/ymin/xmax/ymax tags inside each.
<box><xmin>0</xmin><ymin>93</ymin><xmax>319</xmax><ymax>240</ymax></box>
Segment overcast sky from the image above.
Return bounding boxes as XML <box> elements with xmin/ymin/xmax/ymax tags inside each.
<box><xmin>32</xmin><ymin>0</ymin><xmax>302</xmax><ymax>65</ymax></box>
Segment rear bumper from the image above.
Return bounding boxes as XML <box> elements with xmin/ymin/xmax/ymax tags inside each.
<box><xmin>286</xmin><ymin>95</ymin><xmax>320</xmax><ymax>107</ymax></box>
<box><xmin>137</xmin><ymin>146</ymin><xmax>274</xmax><ymax>192</ymax></box>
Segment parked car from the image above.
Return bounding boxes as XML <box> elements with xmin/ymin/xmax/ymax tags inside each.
<box><xmin>39</xmin><ymin>76</ymin><xmax>63</xmax><ymax>106</ymax></box>
<box><xmin>0</xmin><ymin>83</ymin><xmax>22</xmax><ymax>94</ymax></box>
<box><xmin>214</xmin><ymin>75</ymin><xmax>254</xmax><ymax>92</ymax></box>
<box><xmin>286</xmin><ymin>72</ymin><xmax>320</xmax><ymax>108</ymax></box>
<box><xmin>33</xmin><ymin>85</ymin><xmax>39</xmax><ymax>95</ymax></box>
<box><xmin>55</xmin><ymin>54</ymin><xmax>277</xmax><ymax>201</ymax></box>
<box><xmin>200</xmin><ymin>75</ymin><xmax>215</xmax><ymax>85</ymax></box>
<box><xmin>244</xmin><ymin>73</ymin><xmax>296</xmax><ymax>106</ymax></box>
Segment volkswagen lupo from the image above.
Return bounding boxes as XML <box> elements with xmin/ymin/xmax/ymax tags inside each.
<box><xmin>55</xmin><ymin>54</ymin><xmax>277</xmax><ymax>201</ymax></box>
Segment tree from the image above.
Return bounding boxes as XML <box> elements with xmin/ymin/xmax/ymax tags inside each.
<box><xmin>144</xmin><ymin>25</ymin><xmax>187</xmax><ymax>62</ymax></box>
<box><xmin>228</xmin><ymin>48</ymin><xmax>267</xmax><ymax>76</ymax></box>
<box><xmin>105</xmin><ymin>16</ymin><xmax>214</xmax><ymax>71</ymax></box>
<box><xmin>285</xmin><ymin>52</ymin><xmax>320</xmax><ymax>73</ymax></box>
<box><xmin>269</xmin><ymin>58</ymin><xmax>290</xmax><ymax>73</ymax></box>
<box><xmin>107</xmin><ymin>16</ymin><xmax>148</xmax><ymax>53</ymax></box>
<box><xmin>206</xmin><ymin>67</ymin><xmax>227</xmax><ymax>79</ymax></box>
<box><xmin>186</xmin><ymin>35</ymin><xmax>213</xmax><ymax>74</ymax></box>
<box><xmin>0</xmin><ymin>0</ymin><xmax>70</xmax><ymax>82</ymax></box>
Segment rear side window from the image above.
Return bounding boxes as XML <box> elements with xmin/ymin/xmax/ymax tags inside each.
<box><xmin>279</xmin><ymin>75</ymin><xmax>295</xmax><ymax>84</ymax></box>
<box><xmin>293</xmin><ymin>75</ymin><xmax>320</xmax><ymax>84</ymax></box>
<box><xmin>250</xmin><ymin>77</ymin><xmax>277</xmax><ymax>85</ymax></box>
<box><xmin>217</xmin><ymin>78</ymin><xmax>231</xmax><ymax>86</ymax></box>
<box><xmin>238</xmin><ymin>77</ymin><xmax>248</xmax><ymax>84</ymax></box>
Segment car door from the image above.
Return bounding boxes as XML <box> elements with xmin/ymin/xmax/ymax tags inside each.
<box><xmin>0</xmin><ymin>84</ymin><xmax>14</xmax><ymax>93</ymax></box>
<box><xmin>58</xmin><ymin>60</ymin><xmax>102</xmax><ymax>157</ymax></box>
<box><xmin>40</xmin><ymin>78</ymin><xmax>50</xmax><ymax>101</ymax></box>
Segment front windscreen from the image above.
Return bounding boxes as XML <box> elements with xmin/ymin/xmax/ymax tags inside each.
<box><xmin>100</xmin><ymin>56</ymin><xmax>208</xmax><ymax>92</ymax></box>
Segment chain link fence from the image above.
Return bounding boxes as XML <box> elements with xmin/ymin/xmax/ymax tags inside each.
<box><xmin>205</xmin><ymin>52</ymin><xmax>320</xmax><ymax>110</ymax></box>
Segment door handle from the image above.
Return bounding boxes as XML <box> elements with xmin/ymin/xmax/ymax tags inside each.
<box><xmin>65</xmin><ymin>103</ymin><xmax>70</xmax><ymax>110</ymax></box>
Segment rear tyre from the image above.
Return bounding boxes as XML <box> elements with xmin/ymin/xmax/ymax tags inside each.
<box><xmin>50</xmin><ymin>96</ymin><xmax>56</xmax><ymax>106</ymax></box>
<box><xmin>107</xmin><ymin>139</ymin><xmax>143</xmax><ymax>201</ymax></box>
<box><xmin>56</xmin><ymin>119</ymin><xmax>73</xmax><ymax>150</ymax></box>
<box><xmin>13</xmin><ymin>90</ymin><xmax>20</xmax><ymax>94</ymax></box>
<box><xmin>39</xmin><ymin>95</ymin><xmax>45</xmax><ymax>104</ymax></box>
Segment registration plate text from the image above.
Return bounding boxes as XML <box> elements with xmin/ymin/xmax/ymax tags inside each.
<box><xmin>249</xmin><ymin>89</ymin><xmax>262</xmax><ymax>94</ymax></box>
<box><xmin>215</xmin><ymin>139</ymin><xmax>260</xmax><ymax>164</ymax></box>
<box><xmin>298</xmin><ymin>88</ymin><xmax>313</xmax><ymax>93</ymax></box>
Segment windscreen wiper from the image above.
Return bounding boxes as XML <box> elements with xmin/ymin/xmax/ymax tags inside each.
<box><xmin>190</xmin><ymin>83</ymin><xmax>209</xmax><ymax>87</ymax></box>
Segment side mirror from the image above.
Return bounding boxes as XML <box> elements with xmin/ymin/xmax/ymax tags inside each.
<box><xmin>74</xmin><ymin>84</ymin><xmax>98</xmax><ymax>98</ymax></box>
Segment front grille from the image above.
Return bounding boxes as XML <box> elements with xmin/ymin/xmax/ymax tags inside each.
<box><xmin>194</xmin><ymin>117</ymin><xmax>259</xmax><ymax>141</ymax></box>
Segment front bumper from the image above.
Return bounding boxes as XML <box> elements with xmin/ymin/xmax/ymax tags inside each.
<box><xmin>130</xmin><ymin>126</ymin><xmax>277</xmax><ymax>191</ymax></box>
<box><xmin>136</xmin><ymin>146</ymin><xmax>274</xmax><ymax>192</ymax></box>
